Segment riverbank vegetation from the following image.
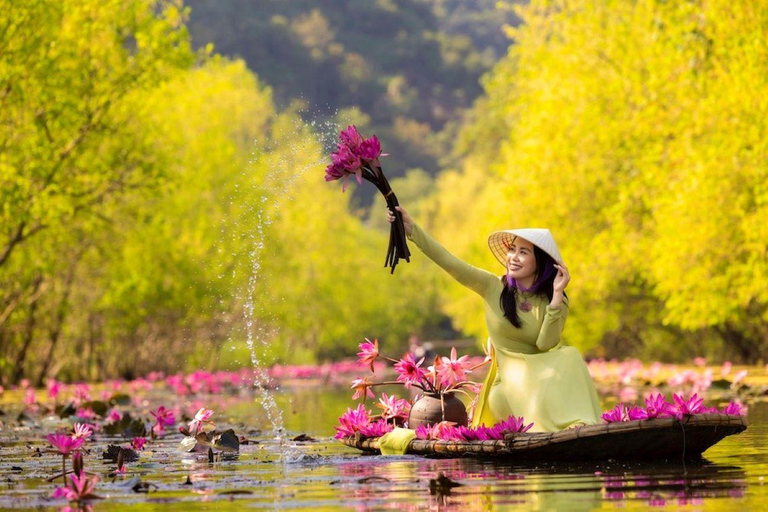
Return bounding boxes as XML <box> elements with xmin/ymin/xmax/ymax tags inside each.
<box><xmin>1</xmin><ymin>0</ymin><xmax>766</xmax><ymax>384</ymax></box>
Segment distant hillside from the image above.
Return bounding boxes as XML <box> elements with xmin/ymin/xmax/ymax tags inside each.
<box><xmin>185</xmin><ymin>0</ymin><xmax>520</xmax><ymax>184</ymax></box>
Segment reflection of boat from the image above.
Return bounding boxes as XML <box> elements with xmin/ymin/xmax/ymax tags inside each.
<box><xmin>340</xmin><ymin>413</ymin><xmax>747</xmax><ymax>461</ymax></box>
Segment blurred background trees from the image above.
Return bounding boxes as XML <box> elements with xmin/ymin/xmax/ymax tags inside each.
<box><xmin>1</xmin><ymin>0</ymin><xmax>766</xmax><ymax>384</ymax></box>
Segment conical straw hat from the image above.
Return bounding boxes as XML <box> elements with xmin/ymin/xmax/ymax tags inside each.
<box><xmin>488</xmin><ymin>229</ymin><xmax>563</xmax><ymax>266</ymax></box>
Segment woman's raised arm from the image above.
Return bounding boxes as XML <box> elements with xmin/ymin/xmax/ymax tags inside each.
<box><xmin>387</xmin><ymin>206</ymin><xmax>496</xmax><ymax>296</ymax></box>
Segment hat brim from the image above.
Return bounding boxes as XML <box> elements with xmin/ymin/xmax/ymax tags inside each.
<box><xmin>488</xmin><ymin>231</ymin><xmax>562</xmax><ymax>267</ymax></box>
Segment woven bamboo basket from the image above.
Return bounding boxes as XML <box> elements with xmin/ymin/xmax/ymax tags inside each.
<box><xmin>339</xmin><ymin>413</ymin><xmax>747</xmax><ymax>461</ymax></box>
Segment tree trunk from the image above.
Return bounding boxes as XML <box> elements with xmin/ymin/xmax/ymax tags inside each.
<box><xmin>13</xmin><ymin>276</ymin><xmax>43</xmax><ymax>382</ymax></box>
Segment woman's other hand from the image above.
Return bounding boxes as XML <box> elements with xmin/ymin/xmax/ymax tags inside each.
<box><xmin>553</xmin><ymin>263</ymin><xmax>570</xmax><ymax>293</ymax></box>
<box><xmin>386</xmin><ymin>206</ymin><xmax>413</xmax><ymax>237</ymax></box>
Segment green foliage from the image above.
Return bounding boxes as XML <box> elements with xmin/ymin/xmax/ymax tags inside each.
<box><xmin>430</xmin><ymin>0</ymin><xmax>768</xmax><ymax>361</ymax></box>
<box><xmin>182</xmin><ymin>0</ymin><xmax>519</xmax><ymax>188</ymax></box>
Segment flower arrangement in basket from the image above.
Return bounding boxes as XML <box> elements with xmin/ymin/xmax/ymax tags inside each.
<box><xmin>324</xmin><ymin>126</ymin><xmax>410</xmax><ymax>274</ymax></box>
<box><xmin>334</xmin><ymin>338</ymin><xmax>535</xmax><ymax>441</ymax></box>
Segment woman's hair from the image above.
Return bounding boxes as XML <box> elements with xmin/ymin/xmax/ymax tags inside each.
<box><xmin>499</xmin><ymin>245</ymin><xmax>560</xmax><ymax>328</ymax></box>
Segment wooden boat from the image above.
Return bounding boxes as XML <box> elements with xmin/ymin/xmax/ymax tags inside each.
<box><xmin>340</xmin><ymin>413</ymin><xmax>747</xmax><ymax>461</ymax></box>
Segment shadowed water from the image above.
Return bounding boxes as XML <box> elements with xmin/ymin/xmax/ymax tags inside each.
<box><xmin>0</xmin><ymin>386</ymin><xmax>765</xmax><ymax>511</ymax></box>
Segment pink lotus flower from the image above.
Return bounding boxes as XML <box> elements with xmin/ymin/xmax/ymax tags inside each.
<box><xmin>670</xmin><ymin>393</ymin><xmax>705</xmax><ymax>419</ymax></box>
<box><xmin>72</xmin><ymin>384</ymin><xmax>91</xmax><ymax>405</ymax></box>
<box><xmin>721</xmin><ymin>361</ymin><xmax>732</xmax><ymax>377</ymax></box>
<box><xmin>188</xmin><ymin>407</ymin><xmax>214</xmax><ymax>435</ymax></box>
<box><xmin>644</xmin><ymin>393</ymin><xmax>673</xmax><ymax>419</ymax></box>
<box><xmin>23</xmin><ymin>388</ymin><xmax>37</xmax><ymax>409</ymax></box>
<box><xmin>53</xmin><ymin>473</ymin><xmax>98</xmax><ymax>500</ymax></box>
<box><xmin>731</xmin><ymin>369</ymin><xmax>748</xmax><ymax>388</ymax></box>
<box><xmin>431</xmin><ymin>421</ymin><xmax>463</xmax><ymax>441</ymax></box>
<box><xmin>339</xmin><ymin>125</ymin><xmax>364</xmax><ymax>151</ymax></box>
<box><xmin>627</xmin><ymin>406</ymin><xmax>648</xmax><ymax>421</ymax></box>
<box><xmin>106</xmin><ymin>409</ymin><xmax>123</xmax><ymax>423</ymax></box>
<box><xmin>357</xmin><ymin>135</ymin><xmax>382</xmax><ymax>161</ymax></box>
<box><xmin>357</xmin><ymin>338</ymin><xmax>379</xmax><ymax>372</ymax></box>
<box><xmin>334</xmin><ymin>403</ymin><xmax>372</xmax><ymax>439</ymax></box>
<box><xmin>394</xmin><ymin>353</ymin><xmax>427</xmax><ymax>388</ymax></box>
<box><xmin>75</xmin><ymin>407</ymin><xmax>97</xmax><ymax>420</ymax></box>
<box><xmin>723</xmin><ymin>401</ymin><xmax>746</xmax><ymax>416</ymax></box>
<box><xmin>359</xmin><ymin>418</ymin><xmax>394</xmax><ymax>438</ymax></box>
<box><xmin>151</xmin><ymin>406</ymin><xmax>176</xmax><ymax>428</ymax></box>
<box><xmin>71</xmin><ymin>423</ymin><xmax>93</xmax><ymax>441</ymax></box>
<box><xmin>693</xmin><ymin>357</ymin><xmax>706</xmax><ymax>367</ymax></box>
<box><xmin>601</xmin><ymin>403</ymin><xmax>628</xmax><ymax>423</ymax></box>
<box><xmin>47</xmin><ymin>433</ymin><xmax>84</xmax><ymax>455</ymax></box>
<box><xmin>376</xmin><ymin>393</ymin><xmax>411</xmax><ymax>421</ymax></box>
<box><xmin>350</xmin><ymin>376</ymin><xmax>375</xmax><ymax>401</ymax></box>
<box><xmin>132</xmin><ymin>437</ymin><xmax>147</xmax><ymax>450</ymax></box>
<box><xmin>436</xmin><ymin>347</ymin><xmax>472</xmax><ymax>387</ymax></box>
<box><xmin>498</xmin><ymin>415</ymin><xmax>534</xmax><ymax>434</ymax></box>
<box><xmin>332</xmin><ymin>144</ymin><xmax>362</xmax><ymax>174</ymax></box>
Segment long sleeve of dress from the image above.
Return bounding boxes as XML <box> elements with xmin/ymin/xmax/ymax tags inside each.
<box><xmin>409</xmin><ymin>223</ymin><xmax>497</xmax><ymax>296</ymax></box>
<box><xmin>535</xmin><ymin>299</ymin><xmax>569</xmax><ymax>351</ymax></box>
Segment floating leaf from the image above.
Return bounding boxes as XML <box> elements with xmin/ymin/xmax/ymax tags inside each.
<box><xmin>80</xmin><ymin>400</ymin><xmax>109</xmax><ymax>417</ymax></box>
<box><xmin>103</xmin><ymin>445</ymin><xmax>139</xmax><ymax>463</ymax></box>
<box><xmin>56</xmin><ymin>403</ymin><xmax>76</xmax><ymax>419</ymax></box>
<box><xmin>109</xmin><ymin>394</ymin><xmax>132</xmax><ymax>406</ymax></box>
<box><xmin>211</xmin><ymin>429</ymin><xmax>240</xmax><ymax>452</ymax></box>
<box><xmin>178</xmin><ymin>436</ymin><xmax>197</xmax><ymax>452</ymax></box>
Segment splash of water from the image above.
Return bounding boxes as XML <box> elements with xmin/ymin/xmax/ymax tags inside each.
<box><xmin>232</xmin><ymin>115</ymin><xmax>341</xmax><ymax>459</ymax></box>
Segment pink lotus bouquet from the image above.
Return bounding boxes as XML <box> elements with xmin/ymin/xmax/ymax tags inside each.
<box><xmin>334</xmin><ymin>338</ymin><xmax>496</xmax><ymax>440</ymax></box>
<box><xmin>353</xmin><ymin>338</ymin><xmax>489</xmax><ymax>399</ymax></box>
<box><xmin>324</xmin><ymin>126</ymin><xmax>410</xmax><ymax>273</ymax></box>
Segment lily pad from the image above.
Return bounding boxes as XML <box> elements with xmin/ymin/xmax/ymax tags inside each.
<box><xmin>103</xmin><ymin>445</ymin><xmax>139</xmax><ymax>463</ymax></box>
<box><xmin>80</xmin><ymin>400</ymin><xmax>109</xmax><ymax>417</ymax></box>
<box><xmin>109</xmin><ymin>394</ymin><xmax>132</xmax><ymax>406</ymax></box>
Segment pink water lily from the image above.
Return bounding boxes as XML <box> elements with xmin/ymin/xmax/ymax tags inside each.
<box><xmin>436</xmin><ymin>347</ymin><xmax>472</xmax><ymax>387</ymax></box>
<box><xmin>339</xmin><ymin>125</ymin><xmax>364</xmax><ymax>151</ymax></box>
<box><xmin>376</xmin><ymin>393</ymin><xmax>411</xmax><ymax>421</ymax></box>
<box><xmin>723</xmin><ymin>401</ymin><xmax>746</xmax><ymax>416</ymax></box>
<box><xmin>350</xmin><ymin>376</ymin><xmax>375</xmax><ymax>401</ymax></box>
<box><xmin>357</xmin><ymin>338</ymin><xmax>379</xmax><ymax>372</ymax></box>
<box><xmin>132</xmin><ymin>437</ymin><xmax>147</xmax><ymax>450</ymax></box>
<box><xmin>359</xmin><ymin>418</ymin><xmax>394</xmax><ymax>438</ymax></box>
<box><xmin>627</xmin><ymin>406</ymin><xmax>648</xmax><ymax>421</ymax></box>
<box><xmin>357</xmin><ymin>135</ymin><xmax>382</xmax><ymax>162</ymax></box>
<box><xmin>71</xmin><ymin>423</ymin><xmax>93</xmax><ymax>441</ymax></box>
<box><xmin>334</xmin><ymin>403</ymin><xmax>372</xmax><ymax>439</ymax></box>
<box><xmin>497</xmin><ymin>415</ymin><xmax>534</xmax><ymax>434</ymax></box>
<box><xmin>151</xmin><ymin>406</ymin><xmax>176</xmax><ymax>428</ymax></box>
<box><xmin>188</xmin><ymin>407</ymin><xmax>214</xmax><ymax>435</ymax></box>
<box><xmin>394</xmin><ymin>353</ymin><xmax>427</xmax><ymax>389</ymax></box>
<box><xmin>332</xmin><ymin>144</ymin><xmax>362</xmax><ymax>174</ymax></box>
<box><xmin>671</xmin><ymin>393</ymin><xmax>705</xmax><ymax>418</ymax></box>
<box><xmin>106</xmin><ymin>409</ymin><xmax>123</xmax><ymax>423</ymax></box>
<box><xmin>47</xmin><ymin>433</ymin><xmax>84</xmax><ymax>455</ymax></box>
<box><xmin>72</xmin><ymin>383</ymin><xmax>91</xmax><ymax>405</ymax></box>
<box><xmin>47</xmin><ymin>379</ymin><xmax>63</xmax><ymax>401</ymax></box>
<box><xmin>601</xmin><ymin>403</ymin><xmax>628</xmax><ymax>423</ymax></box>
<box><xmin>644</xmin><ymin>393</ymin><xmax>673</xmax><ymax>419</ymax></box>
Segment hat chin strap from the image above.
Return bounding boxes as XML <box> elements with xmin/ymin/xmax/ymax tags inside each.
<box><xmin>506</xmin><ymin>260</ymin><xmax>555</xmax><ymax>293</ymax></box>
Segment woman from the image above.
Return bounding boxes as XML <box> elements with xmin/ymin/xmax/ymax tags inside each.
<box><xmin>386</xmin><ymin>206</ymin><xmax>601</xmax><ymax>432</ymax></box>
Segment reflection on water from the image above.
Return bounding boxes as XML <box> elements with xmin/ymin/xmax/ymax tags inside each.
<box><xmin>0</xmin><ymin>387</ymin><xmax>764</xmax><ymax>511</ymax></box>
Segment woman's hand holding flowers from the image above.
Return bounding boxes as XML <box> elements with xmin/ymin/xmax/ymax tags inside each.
<box><xmin>386</xmin><ymin>206</ymin><xmax>413</xmax><ymax>237</ymax></box>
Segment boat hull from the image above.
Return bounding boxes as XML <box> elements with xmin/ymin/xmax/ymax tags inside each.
<box><xmin>339</xmin><ymin>413</ymin><xmax>747</xmax><ymax>461</ymax></box>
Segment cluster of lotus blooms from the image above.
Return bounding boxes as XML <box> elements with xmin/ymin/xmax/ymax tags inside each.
<box><xmin>334</xmin><ymin>340</ymin><xmax>748</xmax><ymax>442</ymax></box>
<box><xmin>601</xmin><ymin>393</ymin><xmax>746</xmax><ymax>423</ymax></box>
<box><xmin>334</xmin><ymin>401</ymin><xmax>534</xmax><ymax>442</ymax></box>
<box><xmin>43</xmin><ymin>405</ymin><xmax>215</xmax><ymax>506</ymax></box>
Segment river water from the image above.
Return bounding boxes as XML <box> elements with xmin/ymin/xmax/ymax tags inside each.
<box><xmin>0</xmin><ymin>382</ymin><xmax>765</xmax><ymax>511</ymax></box>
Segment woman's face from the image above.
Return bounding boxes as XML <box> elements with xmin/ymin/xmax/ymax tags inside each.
<box><xmin>506</xmin><ymin>237</ymin><xmax>537</xmax><ymax>281</ymax></box>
